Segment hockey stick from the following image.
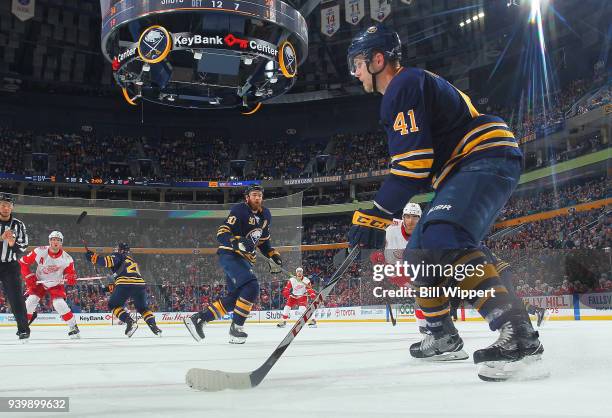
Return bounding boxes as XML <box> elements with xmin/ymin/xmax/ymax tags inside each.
<box><xmin>387</xmin><ymin>303</ymin><xmax>397</xmax><ymax>326</ymax></box>
<box><xmin>185</xmin><ymin>246</ymin><xmax>361</xmax><ymax>392</ymax></box>
<box><xmin>76</xmin><ymin>211</ymin><xmax>89</xmax><ymax>251</ymax></box>
<box><xmin>76</xmin><ymin>210</ymin><xmax>102</xmax><ymax>277</ymax></box>
<box><xmin>36</xmin><ymin>276</ymin><xmax>107</xmax><ymax>284</ymax></box>
<box><xmin>76</xmin><ymin>276</ymin><xmax>107</xmax><ymax>281</ymax></box>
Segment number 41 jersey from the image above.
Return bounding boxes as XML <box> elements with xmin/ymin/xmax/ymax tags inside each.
<box><xmin>380</xmin><ymin>67</ymin><xmax>522</xmax><ymax>193</ymax></box>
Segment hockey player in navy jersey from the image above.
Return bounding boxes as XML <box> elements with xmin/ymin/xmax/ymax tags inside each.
<box><xmin>184</xmin><ymin>185</ymin><xmax>282</xmax><ymax>344</ymax></box>
<box><xmin>346</xmin><ymin>24</ymin><xmax>543</xmax><ymax>381</ymax></box>
<box><xmin>85</xmin><ymin>242</ymin><xmax>161</xmax><ymax>338</ymax></box>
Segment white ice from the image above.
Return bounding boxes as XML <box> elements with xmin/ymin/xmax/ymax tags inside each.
<box><xmin>1</xmin><ymin>321</ymin><xmax>610</xmax><ymax>418</ymax></box>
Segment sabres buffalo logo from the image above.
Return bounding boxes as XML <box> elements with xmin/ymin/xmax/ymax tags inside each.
<box><xmin>279</xmin><ymin>41</ymin><xmax>297</xmax><ymax>78</ymax></box>
<box><xmin>246</xmin><ymin>229</ymin><xmax>263</xmax><ymax>245</ymax></box>
<box><xmin>138</xmin><ymin>26</ymin><xmax>172</xmax><ymax>64</ymax></box>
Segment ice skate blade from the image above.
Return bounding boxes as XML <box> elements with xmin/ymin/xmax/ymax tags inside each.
<box><xmin>126</xmin><ymin>324</ymin><xmax>138</xmax><ymax>338</ymax></box>
<box><xmin>478</xmin><ymin>354</ymin><xmax>550</xmax><ymax>382</ymax></box>
<box><xmin>229</xmin><ymin>336</ymin><xmax>246</xmax><ymax>344</ymax></box>
<box><xmin>183</xmin><ymin>318</ymin><xmax>203</xmax><ymax>342</ymax></box>
<box><xmin>427</xmin><ymin>349</ymin><xmax>469</xmax><ymax>362</ymax></box>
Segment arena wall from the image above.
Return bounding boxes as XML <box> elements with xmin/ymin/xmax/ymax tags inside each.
<box><xmin>1</xmin><ymin>292</ymin><xmax>610</xmax><ymax>326</ymax></box>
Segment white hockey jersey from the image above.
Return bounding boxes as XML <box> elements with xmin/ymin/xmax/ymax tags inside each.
<box><xmin>19</xmin><ymin>247</ymin><xmax>75</xmax><ymax>288</ymax></box>
<box><xmin>384</xmin><ymin>219</ymin><xmax>410</xmax><ymax>264</ymax></box>
<box><xmin>282</xmin><ymin>276</ymin><xmax>315</xmax><ymax>298</ymax></box>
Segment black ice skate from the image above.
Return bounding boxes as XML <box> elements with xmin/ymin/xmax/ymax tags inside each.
<box><xmin>410</xmin><ymin>332</ymin><xmax>469</xmax><ymax>361</ymax></box>
<box><xmin>125</xmin><ymin>318</ymin><xmax>138</xmax><ymax>338</ymax></box>
<box><xmin>68</xmin><ymin>324</ymin><xmax>81</xmax><ymax>339</ymax></box>
<box><xmin>276</xmin><ymin>320</ymin><xmax>287</xmax><ymax>328</ymax></box>
<box><xmin>418</xmin><ymin>326</ymin><xmax>432</xmax><ymax>335</ymax></box>
<box><xmin>148</xmin><ymin>323</ymin><xmax>162</xmax><ymax>337</ymax></box>
<box><xmin>410</xmin><ymin>317</ymin><xmax>468</xmax><ymax>361</ymax></box>
<box><xmin>17</xmin><ymin>331</ymin><xmax>30</xmax><ymax>342</ymax></box>
<box><xmin>474</xmin><ymin>316</ymin><xmax>547</xmax><ymax>382</ymax></box>
<box><xmin>308</xmin><ymin>319</ymin><xmax>317</xmax><ymax>328</ymax></box>
<box><xmin>229</xmin><ymin>322</ymin><xmax>247</xmax><ymax>344</ymax></box>
<box><xmin>184</xmin><ymin>313</ymin><xmax>205</xmax><ymax>341</ymax></box>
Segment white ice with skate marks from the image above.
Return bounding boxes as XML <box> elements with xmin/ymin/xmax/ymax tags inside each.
<box><xmin>0</xmin><ymin>321</ymin><xmax>610</xmax><ymax>418</ymax></box>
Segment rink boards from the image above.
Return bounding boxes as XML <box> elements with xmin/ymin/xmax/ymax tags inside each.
<box><xmin>1</xmin><ymin>291</ymin><xmax>611</xmax><ymax>326</ymax></box>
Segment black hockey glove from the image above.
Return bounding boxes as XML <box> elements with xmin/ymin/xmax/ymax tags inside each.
<box><xmin>267</xmin><ymin>249</ymin><xmax>282</xmax><ymax>274</ymax></box>
<box><xmin>348</xmin><ymin>207</ymin><xmax>392</xmax><ymax>249</ymax></box>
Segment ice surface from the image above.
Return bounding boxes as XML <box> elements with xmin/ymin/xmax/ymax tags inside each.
<box><xmin>1</xmin><ymin>321</ymin><xmax>610</xmax><ymax>418</ymax></box>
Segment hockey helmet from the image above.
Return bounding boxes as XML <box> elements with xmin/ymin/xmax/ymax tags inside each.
<box><xmin>49</xmin><ymin>231</ymin><xmax>64</xmax><ymax>241</ymax></box>
<box><xmin>0</xmin><ymin>192</ymin><xmax>14</xmax><ymax>204</ymax></box>
<box><xmin>244</xmin><ymin>184</ymin><xmax>264</xmax><ymax>197</ymax></box>
<box><xmin>116</xmin><ymin>242</ymin><xmax>130</xmax><ymax>254</ymax></box>
<box><xmin>403</xmin><ymin>203</ymin><xmax>422</xmax><ymax>218</ymax></box>
<box><xmin>347</xmin><ymin>24</ymin><xmax>401</xmax><ymax>76</ymax></box>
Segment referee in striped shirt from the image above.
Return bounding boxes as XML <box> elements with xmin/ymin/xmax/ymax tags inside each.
<box><xmin>0</xmin><ymin>192</ymin><xmax>30</xmax><ymax>340</ymax></box>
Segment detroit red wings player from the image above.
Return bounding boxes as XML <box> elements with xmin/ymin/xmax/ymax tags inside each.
<box><xmin>19</xmin><ymin>231</ymin><xmax>80</xmax><ymax>338</ymax></box>
<box><xmin>383</xmin><ymin>203</ymin><xmax>429</xmax><ymax>334</ymax></box>
<box><xmin>277</xmin><ymin>267</ymin><xmax>317</xmax><ymax>328</ymax></box>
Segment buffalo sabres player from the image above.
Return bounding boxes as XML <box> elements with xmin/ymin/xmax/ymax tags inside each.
<box><xmin>347</xmin><ymin>24</ymin><xmax>543</xmax><ymax>380</ymax></box>
<box><xmin>184</xmin><ymin>185</ymin><xmax>282</xmax><ymax>344</ymax></box>
<box><xmin>85</xmin><ymin>243</ymin><xmax>161</xmax><ymax>338</ymax></box>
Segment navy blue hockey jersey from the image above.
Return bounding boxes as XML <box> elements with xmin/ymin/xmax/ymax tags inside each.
<box><xmin>217</xmin><ymin>203</ymin><xmax>274</xmax><ymax>264</ymax></box>
<box><xmin>375</xmin><ymin>67</ymin><xmax>522</xmax><ymax>214</ymax></box>
<box><xmin>87</xmin><ymin>252</ymin><xmax>145</xmax><ymax>286</ymax></box>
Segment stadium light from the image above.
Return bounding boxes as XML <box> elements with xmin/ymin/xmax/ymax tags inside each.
<box><xmin>459</xmin><ymin>12</ymin><xmax>484</xmax><ymax>27</ymax></box>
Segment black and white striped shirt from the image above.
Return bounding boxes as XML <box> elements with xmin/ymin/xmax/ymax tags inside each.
<box><xmin>0</xmin><ymin>216</ymin><xmax>29</xmax><ymax>263</ymax></box>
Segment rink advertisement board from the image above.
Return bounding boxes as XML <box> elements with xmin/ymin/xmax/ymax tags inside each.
<box><xmin>1</xmin><ymin>294</ymin><xmax>611</xmax><ymax>326</ymax></box>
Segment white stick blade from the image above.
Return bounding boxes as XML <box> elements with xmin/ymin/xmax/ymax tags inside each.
<box><xmin>186</xmin><ymin>368</ymin><xmax>252</xmax><ymax>392</ymax></box>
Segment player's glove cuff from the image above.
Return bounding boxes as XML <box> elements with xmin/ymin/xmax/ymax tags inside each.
<box><xmin>231</xmin><ymin>237</ymin><xmax>256</xmax><ymax>256</ymax></box>
<box><xmin>85</xmin><ymin>251</ymin><xmax>97</xmax><ymax>263</ymax></box>
<box><xmin>348</xmin><ymin>207</ymin><xmax>392</xmax><ymax>249</ymax></box>
<box><xmin>351</xmin><ymin>208</ymin><xmax>393</xmax><ymax>230</ymax></box>
<box><xmin>268</xmin><ymin>250</ymin><xmax>282</xmax><ymax>274</ymax></box>
<box><xmin>267</xmin><ymin>249</ymin><xmax>281</xmax><ymax>259</ymax></box>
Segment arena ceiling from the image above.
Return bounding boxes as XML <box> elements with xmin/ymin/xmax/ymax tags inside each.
<box><xmin>0</xmin><ymin>0</ymin><xmax>608</xmax><ymax>100</ymax></box>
